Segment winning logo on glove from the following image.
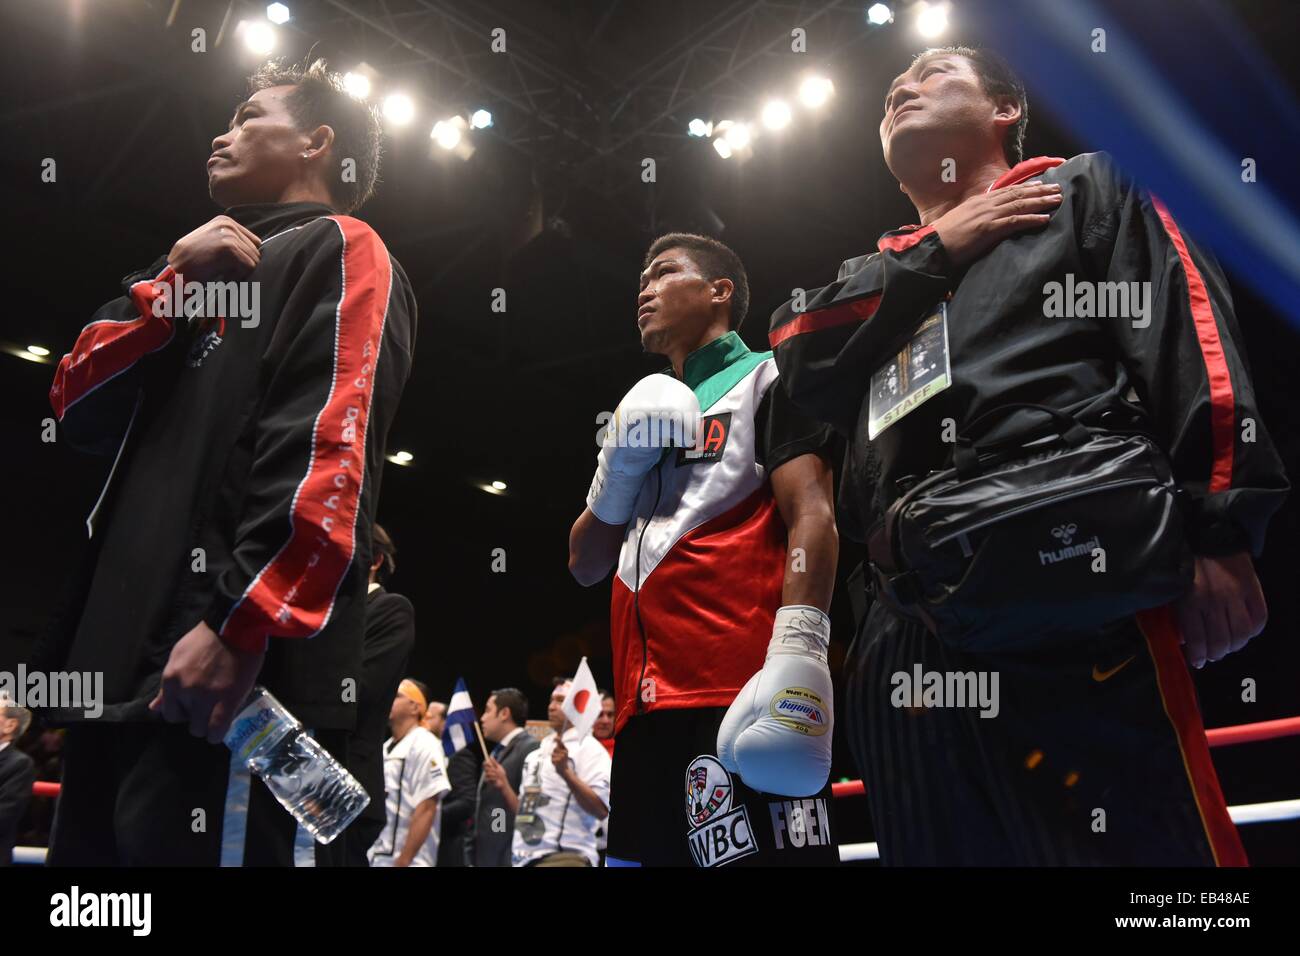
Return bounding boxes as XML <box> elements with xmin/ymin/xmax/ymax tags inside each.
<box><xmin>769</xmin><ymin>687</ymin><xmax>829</xmax><ymax>736</ymax></box>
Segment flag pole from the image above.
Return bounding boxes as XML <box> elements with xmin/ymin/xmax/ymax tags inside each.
<box><xmin>472</xmin><ymin>717</ymin><xmax>491</xmax><ymax>761</ymax></box>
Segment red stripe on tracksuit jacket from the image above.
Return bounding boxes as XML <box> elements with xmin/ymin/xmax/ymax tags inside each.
<box><xmin>214</xmin><ymin>216</ymin><xmax>393</xmax><ymax>651</ymax></box>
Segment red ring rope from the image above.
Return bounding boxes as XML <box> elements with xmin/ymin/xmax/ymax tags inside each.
<box><xmin>26</xmin><ymin>716</ymin><xmax>1300</xmax><ymax>802</ymax></box>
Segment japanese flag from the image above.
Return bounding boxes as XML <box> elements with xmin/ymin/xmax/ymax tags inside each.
<box><xmin>561</xmin><ymin>657</ymin><xmax>601</xmax><ymax>740</ymax></box>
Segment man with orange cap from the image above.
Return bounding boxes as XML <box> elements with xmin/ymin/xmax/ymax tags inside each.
<box><xmin>367</xmin><ymin>678</ymin><xmax>450</xmax><ymax>867</ymax></box>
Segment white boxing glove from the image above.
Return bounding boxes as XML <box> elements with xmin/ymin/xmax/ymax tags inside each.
<box><xmin>717</xmin><ymin>605</ymin><xmax>833</xmax><ymax>797</ymax></box>
<box><xmin>586</xmin><ymin>373</ymin><xmax>700</xmax><ymax>525</ymax></box>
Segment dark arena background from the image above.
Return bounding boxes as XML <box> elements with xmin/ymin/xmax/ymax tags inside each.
<box><xmin>2</xmin><ymin>0</ymin><xmax>1300</xmax><ymax>905</ymax></box>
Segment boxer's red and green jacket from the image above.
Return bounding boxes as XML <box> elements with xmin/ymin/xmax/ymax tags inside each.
<box><xmin>609</xmin><ymin>331</ymin><xmax>830</xmax><ymax>733</ymax></box>
<box><xmin>42</xmin><ymin>203</ymin><xmax>416</xmax><ymax>727</ymax></box>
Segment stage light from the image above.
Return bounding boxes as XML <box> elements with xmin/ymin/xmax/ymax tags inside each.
<box><xmin>470</xmin><ymin>108</ymin><xmax>493</xmax><ymax>129</ymax></box>
<box><xmin>479</xmin><ymin>481</ymin><xmax>506</xmax><ymax>496</ymax></box>
<box><xmin>723</xmin><ymin>122</ymin><xmax>751</xmax><ymax>149</ymax></box>
<box><xmin>867</xmin><ymin>3</ymin><xmax>893</xmax><ymax>25</ymax></box>
<box><xmin>241</xmin><ymin>21</ymin><xmax>276</xmax><ymax>56</ymax></box>
<box><xmin>799</xmin><ymin>75</ymin><xmax>834</xmax><ymax>108</ymax></box>
<box><xmin>915</xmin><ymin>1</ymin><xmax>949</xmax><ymax>38</ymax></box>
<box><xmin>26</xmin><ymin>345</ymin><xmax>50</xmax><ymax>357</ymax></box>
<box><xmin>688</xmin><ymin>118</ymin><xmax>713</xmax><ymax>138</ymax></box>
<box><xmin>713</xmin><ymin>138</ymin><xmax>734</xmax><ymax>159</ymax></box>
<box><xmin>383</xmin><ymin>93</ymin><xmax>415</xmax><ymax>126</ymax></box>
<box><xmin>266</xmin><ymin>3</ymin><xmax>290</xmax><ymax>25</ymax></box>
<box><xmin>432</xmin><ymin>119</ymin><xmax>462</xmax><ymax>149</ymax></box>
<box><xmin>761</xmin><ymin>99</ymin><xmax>792</xmax><ymax>130</ymax></box>
<box><xmin>343</xmin><ymin>72</ymin><xmax>371</xmax><ymax>99</ymax></box>
<box><xmin>388</xmin><ymin>451</ymin><xmax>414</xmax><ymax>465</ymax></box>
<box><xmin>491</xmin><ymin>480</ymin><xmax>508</xmax><ymax>491</ymax></box>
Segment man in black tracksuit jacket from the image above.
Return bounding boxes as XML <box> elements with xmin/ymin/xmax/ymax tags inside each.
<box><xmin>769</xmin><ymin>47</ymin><xmax>1287</xmax><ymax>864</ymax></box>
<box><xmin>35</xmin><ymin>60</ymin><xmax>417</xmax><ymax>865</ymax></box>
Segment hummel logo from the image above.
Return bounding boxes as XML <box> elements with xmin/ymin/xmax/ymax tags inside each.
<box><xmin>1051</xmin><ymin>522</ymin><xmax>1079</xmax><ymax>546</ymax></box>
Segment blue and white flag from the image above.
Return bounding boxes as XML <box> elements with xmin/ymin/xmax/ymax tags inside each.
<box><xmin>442</xmin><ymin>678</ymin><xmax>477</xmax><ymax>757</ymax></box>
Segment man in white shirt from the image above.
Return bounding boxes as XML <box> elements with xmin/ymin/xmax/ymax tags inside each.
<box><xmin>511</xmin><ymin>681</ymin><xmax>611</xmax><ymax>867</ymax></box>
<box><xmin>367</xmin><ymin>679</ymin><xmax>451</xmax><ymax>867</ymax></box>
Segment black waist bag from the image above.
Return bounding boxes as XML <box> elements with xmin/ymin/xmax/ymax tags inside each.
<box><xmin>867</xmin><ymin>404</ymin><xmax>1194</xmax><ymax>653</ymax></box>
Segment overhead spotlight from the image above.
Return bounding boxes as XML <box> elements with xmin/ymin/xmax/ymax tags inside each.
<box><xmin>479</xmin><ymin>481</ymin><xmax>507</xmax><ymax>496</ymax></box>
<box><xmin>867</xmin><ymin>3</ymin><xmax>893</xmax><ymax>25</ymax></box>
<box><xmin>687</xmin><ymin>118</ymin><xmax>713</xmax><ymax>138</ymax></box>
<box><xmin>388</xmin><ymin>450</ymin><xmax>414</xmax><ymax>465</ymax></box>
<box><xmin>240</xmin><ymin>20</ymin><xmax>277</xmax><ymax>56</ymax></box>
<box><xmin>915</xmin><ymin>1</ymin><xmax>949</xmax><ymax>38</ymax></box>
<box><xmin>470</xmin><ymin>108</ymin><xmax>493</xmax><ymax>129</ymax></box>
<box><xmin>432</xmin><ymin>119</ymin><xmax>462</xmax><ymax>150</ymax></box>
<box><xmin>761</xmin><ymin>99</ymin><xmax>792</xmax><ymax>130</ymax></box>
<box><xmin>8</xmin><ymin>344</ymin><xmax>52</xmax><ymax>364</ymax></box>
<box><xmin>798</xmin><ymin>75</ymin><xmax>835</xmax><ymax>108</ymax></box>
<box><xmin>713</xmin><ymin>138</ymin><xmax>734</xmax><ymax>159</ymax></box>
<box><xmin>342</xmin><ymin>72</ymin><xmax>371</xmax><ymax>99</ymax></box>
<box><xmin>266</xmin><ymin>3</ymin><xmax>291</xmax><ymax>25</ymax></box>
<box><xmin>383</xmin><ymin>93</ymin><xmax>415</xmax><ymax>126</ymax></box>
<box><xmin>491</xmin><ymin>480</ymin><xmax>508</xmax><ymax>491</ymax></box>
<box><xmin>723</xmin><ymin>122</ymin><xmax>751</xmax><ymax>150</ymax></box>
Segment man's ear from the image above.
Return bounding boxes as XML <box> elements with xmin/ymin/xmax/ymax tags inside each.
<box><xmin>711</xmin><ymin>277</ymin><xmax>734</xmax><ymax>309</ymax></box>
<box><xmin>304</xmin><ymin>124</ymin><xmax>335</xmax><ymax>160</ymax></box>
<box><xmin>992</xmin><ymin>94</ymin><xmax>1021</xmax><ymax>133</ymax></box>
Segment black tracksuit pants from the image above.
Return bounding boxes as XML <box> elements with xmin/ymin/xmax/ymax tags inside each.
<box><xmin>844</xmin><ymin>598</ymin><xmax>1245</xmax><ymax>866</ymax></box>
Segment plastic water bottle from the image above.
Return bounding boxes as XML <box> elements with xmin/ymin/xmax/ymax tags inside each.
<box><xmin>224</xmin><ymin>686</ymin><xmax>369</xmax><ymax>844</ymax></box>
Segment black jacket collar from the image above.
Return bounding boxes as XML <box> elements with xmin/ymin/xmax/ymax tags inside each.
<box><xmin>224</xmin><ymin>201</ymin><xmax>337</xmax><ymax>240</ymax></box>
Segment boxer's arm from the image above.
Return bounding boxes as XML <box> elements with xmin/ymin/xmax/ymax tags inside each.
<box><xmin>567</xmin><ymin>507</ymin><xmax>626</xmax><ymax>587</ymax></box>
<box><xmin>771</xmin><ymin>451</ymin><xmax>838</xmax><ymax>613</ymax></box>
<box><xmin>768</xmin><ymin>238</ymin><xmax>954</xmax><ymax>434</ymax></box>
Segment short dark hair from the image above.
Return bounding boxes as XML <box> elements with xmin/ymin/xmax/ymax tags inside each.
<box><xmin>372</xmin><ymin>523</ymin><xmax>397</xmax><ymax>583</ymax></box>
<box><xmin>643</xmin><ymin>233</ymin><xmax>750</xmax><ymax>330</ymax></box>
<box><xmin>247</xmin><ymin>57</ymin><xmax>383</xmax><ymax>212</ymax></box>
<box><xmin>489</xmin><ymin>688</ymin><xmax>529</xmax><ymax>726</ymax></box>
<box><xmin>916</xmin><ymin>46</ymin><xmax>1028</xmax><ymax>166</ymax></box>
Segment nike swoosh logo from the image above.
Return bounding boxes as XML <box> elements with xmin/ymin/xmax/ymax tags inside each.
<box><xmin>1092</xmin><ymin>655</ymin><xmax>1136</xmax><ymax>682</ymax></box>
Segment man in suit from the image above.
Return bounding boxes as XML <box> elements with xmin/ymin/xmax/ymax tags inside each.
<box><xmin>436</xmin><ymin>736</ymin><xmax>483</xmax><ymax>867</ymax></box>
<box><xmin>0</xmin><ymin>700</ymin><xmax>35</xmax><ymax>866</ymax></box>
<box><xmin>467</xmin><ymin>688</ymin><xmax>537</xmax><ymax>866</ymax></box>
<box><xmin>345</xmin><ymin>523</ymin><xmax>417</xmax><ymax>866</ymax></box>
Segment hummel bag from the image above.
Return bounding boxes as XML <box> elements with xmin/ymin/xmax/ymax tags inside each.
<box><xmin>866</xmin><ymin>404</ymin><xmax>1194</xmax><ymax>653</ymax></box>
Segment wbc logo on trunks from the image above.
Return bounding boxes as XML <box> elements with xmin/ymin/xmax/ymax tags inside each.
<box><xmin>685</xmin><ymin>755</ymin><xmax>733</xmax><ymax>827</ymax></box>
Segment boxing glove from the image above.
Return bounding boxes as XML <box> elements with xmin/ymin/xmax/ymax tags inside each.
<box><xmin>586</xmin><ymin>373</ymin><xmax>700</xmax><ymax>525</ymax></box>
<box><xmin>717</xmin><ymin>605</ymin><xmax>833</xmax><ymax>797</ymax></box>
